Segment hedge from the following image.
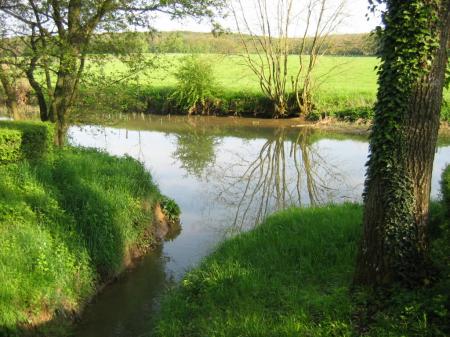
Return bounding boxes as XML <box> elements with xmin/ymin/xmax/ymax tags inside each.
<box><xmin>0</xmin><ymin>121</ymin><xmax>55</xmax><ymax>161</ymax></box>
<box><xmin>0</xmin><ymin>129</ymin><xmax>22</xmax><ymax>164</ymax></box>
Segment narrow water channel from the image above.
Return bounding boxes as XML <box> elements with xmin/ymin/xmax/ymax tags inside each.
<box><xmin>69</xmin><ymin>116</ymin><xmax>450</xmax><ymax>337</ymax></box>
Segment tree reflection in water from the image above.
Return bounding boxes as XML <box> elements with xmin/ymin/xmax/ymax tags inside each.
<box><xmin>213</xmin><ymin>128</ymin><xmax>348</xmax><ymax>231</ymax></box>
<box><xmin>172</xmin><ymin>126</ymin><xmax>220</xmax><ymax>178</ymax></box>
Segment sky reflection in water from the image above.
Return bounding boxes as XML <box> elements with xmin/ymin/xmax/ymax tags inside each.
<box><xmin>69</xmin><ymin>122</ymin><xmax>450</xmax><ymax>337</ymax></box>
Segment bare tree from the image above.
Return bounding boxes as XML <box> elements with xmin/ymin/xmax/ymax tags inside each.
<box><xmin>230</xmin><ymin>0</ymin><xmax>346</xmax><ymax>118</ymax></box>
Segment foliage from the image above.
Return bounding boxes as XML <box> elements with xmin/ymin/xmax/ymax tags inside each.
<box><xmin>160</xmin><ymin>196</ymin><xmax>181</xmax><ymax>222</ymax></box>
<box><xmin>171</xmin><ymin>55</ymin><xmax>219</xmax><ymax>114</ymax></box>
<box><xmin>0</xmin><ymin>147</ymin><xmax>162</xmax><ymax>334</ymax></box>
<box><xmin>334</xmin><ymin>107</ymin><xmax>374</xmax><ymax>122</ymax></box>
<box><xmin>0</xmin><ymin>129</ymin><xmax>21</xmax><ymax>163</ymax></box>
<box><xmin>0</xmin><ymin>120</ymin><xmax>55</xmax><ymax>161</ymax></box>
<box><xmin>96</xmin><ymin>31</ymin><xmax>378</xmax><ymax>56</ymax></box>
<box><xmin>0</xmin><ymin>0</ymin><xmax>226</xmax><ymax>145</ymax></box>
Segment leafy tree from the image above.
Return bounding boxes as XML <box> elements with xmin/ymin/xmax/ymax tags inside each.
<box><xmin>354</xmin><ymin>0</ymin><xmax>450</xmax><ymax>287</ymax></box>
<box><xmin>0</xmin><ymin>0</ymin><xmax>224</xmax><ymax>145</ymax></box>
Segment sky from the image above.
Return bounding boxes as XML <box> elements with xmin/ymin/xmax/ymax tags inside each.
<box><xmin>153</xmin><ymin>0</ymin><xmax>381</xmax><ymax>35</ymax></box>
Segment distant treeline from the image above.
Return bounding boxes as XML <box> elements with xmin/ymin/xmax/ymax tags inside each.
<box><xmin>86</xmin><ymin>31</ymin><xmax>378</xmax><ymax>56</ymax></box>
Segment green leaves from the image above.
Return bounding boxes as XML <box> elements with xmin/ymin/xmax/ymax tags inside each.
<box><xmin>171</xmin><ymin>55</ymin><xmax>219</xmax><ymax>114</ymax></box>
<box><xmin>0</xmin><ymin>129</ymin><xmax>21</xmax><ymax>164</ymax></box>
<box><xmin>0</xmin><ymin>121</ymin><xmax>55</xmax><ymax>161</ymax></box>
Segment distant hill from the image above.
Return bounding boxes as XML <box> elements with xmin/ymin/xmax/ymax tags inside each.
<box><xmin>87</xmin><ymin>31</ymin><xmax>378</xmax><ymax>56</ymax></box>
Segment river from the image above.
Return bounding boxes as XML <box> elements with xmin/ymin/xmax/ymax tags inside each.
<box><xmin>69</xmin><ymin>115</ymin><xmax>450</xmax><ymax>337</ymax></box>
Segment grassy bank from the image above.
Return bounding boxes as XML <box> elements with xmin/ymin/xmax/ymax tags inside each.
<box><xmin>76</xmin><ymin>54</ymin><xmax>450</xmax><ymax>121</ymax></box>
<box><xmin>154</xmin><ymin>173</ymin><xmax>450</xmax><ymax>336</ymax></box>
<box><xmin>0</xmin><ymin>122</ymin><xmax>168</xmax><ymax>335</ymax></box>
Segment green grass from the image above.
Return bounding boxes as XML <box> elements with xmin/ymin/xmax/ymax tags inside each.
<box><xmin>154</xmin><ymin>204</ymin><xmax>362</xmax><ymax>337</ymax></box>
<box><xmin>0</xmin><ymin>147</ymin><xmax>161</xmax><ymax>335</ymax></box>
<box><xmin>154</xmin><ymin>198</ymin><xmax>450</xmax><ymax>336</ymax></box>
<box><xmin>79</xmin><ymin>54</ymin><xmax>450</xmax><ymax>119</ymax></box>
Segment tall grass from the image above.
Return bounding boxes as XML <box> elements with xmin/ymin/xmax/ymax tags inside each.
<box><xmin>0</xmin><ymin>147</ymin><xmax>161</xmax><ymax>334</ymax></box>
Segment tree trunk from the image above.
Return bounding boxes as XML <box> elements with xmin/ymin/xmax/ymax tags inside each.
<box><xmin>354</xmin><ymin>1</ymin><xmax>450</xmax><ymax>287</ymax></box>
<box><xmin>0</xmin><ymin>64</ymin><xmax>20</xmax><ymax>120</ymax></box>
<box><xmin>52</xmin><ymin>48</ymin><xmax>81</xmax><ymax>147</ymax></box>
<box><xmin>25</xmin><ymin>56</ymin><xmax>51</xmax><ymax>122</ymax></box>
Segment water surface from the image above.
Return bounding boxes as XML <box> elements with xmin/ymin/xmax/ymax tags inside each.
<box><xmin>70</xmin><ymin>116</ymin><xmax>450</xmax><ymax>337</ymax></box>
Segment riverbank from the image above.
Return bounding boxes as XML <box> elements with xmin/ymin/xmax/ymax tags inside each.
<box><xmin>153</xmin><ymin>170</ymin><xmax>450</xmax><ymax>336</ymax></box>
<box><xmin>0</xmin><ymin>121</ymin><xmax>177</xmax><ymax>336</ymax></box>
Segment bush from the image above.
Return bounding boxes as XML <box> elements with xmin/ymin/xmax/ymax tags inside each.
<box><xmin>171</xmin><ymin>55</ymin><xmax>219</xmax><ymax>115</ymax></box>
<box><xmin>0</xmin><ymin>129</ymin><xmax>22</xmax><ymax>164</ymax></box>
<box><xmin>0</xmin><ymin>121</ymin><xmax>54</xmax><ymax>161</ymax></box>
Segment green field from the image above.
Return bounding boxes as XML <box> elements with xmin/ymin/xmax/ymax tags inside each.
<box><xmin>80</xmin><ymin>54</ymin><xmax>450</xmax><ymax>119</ymax></box>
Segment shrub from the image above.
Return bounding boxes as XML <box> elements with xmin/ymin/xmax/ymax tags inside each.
<box><xmin>160</xmin><ymin>196</ymin><xmax>181</xmax><ymax>222</ymax></box>
<box><xmin>0</xmin><ymin>121</ymin><xmax>54</xmax><ymax>161</ymax></box>
<box><xmin>0</xmin><ymin>129</ymin><xmax>22</xmax><ymax>164</ymax></box>
<box><xmin>171</xmin><ymin>55</ymin><xmax>219</xmax><ymax>115</ymax></box>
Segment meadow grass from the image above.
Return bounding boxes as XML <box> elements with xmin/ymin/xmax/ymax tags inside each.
<box><xmin>0</xmin><ymin>147</ymin><xmax>161</xmax><ymax>335</ymax></box>
<box><xmin>81</xmin><ymin>54</ymin><xmax>450</xmax><ymax>119</ymax></box>
<box><xmin>154</xmin><ymin>195</ymin><xmax>450</xmax><ymax>336</ymax></box>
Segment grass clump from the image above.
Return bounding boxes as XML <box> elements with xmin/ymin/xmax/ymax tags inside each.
<box><xmin>154</xmin><ymin>204</ymin><xmax>362</xmax><ymax>337</ymax></box>
<box><xmin>0</xmin><ymin>146</ymin><xmax>162</xmax><ymax>335</ymax></box>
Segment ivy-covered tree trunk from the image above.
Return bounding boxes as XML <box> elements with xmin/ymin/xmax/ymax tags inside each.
<box><xmin>53</xmin><ymin>53</ymin><xmax>80</xmax><ymax>146</ymax></box>
<box><xmin>354</xmin><ymin>0</ymin><xmax>450</xmax><ymax>287</ymax></box>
